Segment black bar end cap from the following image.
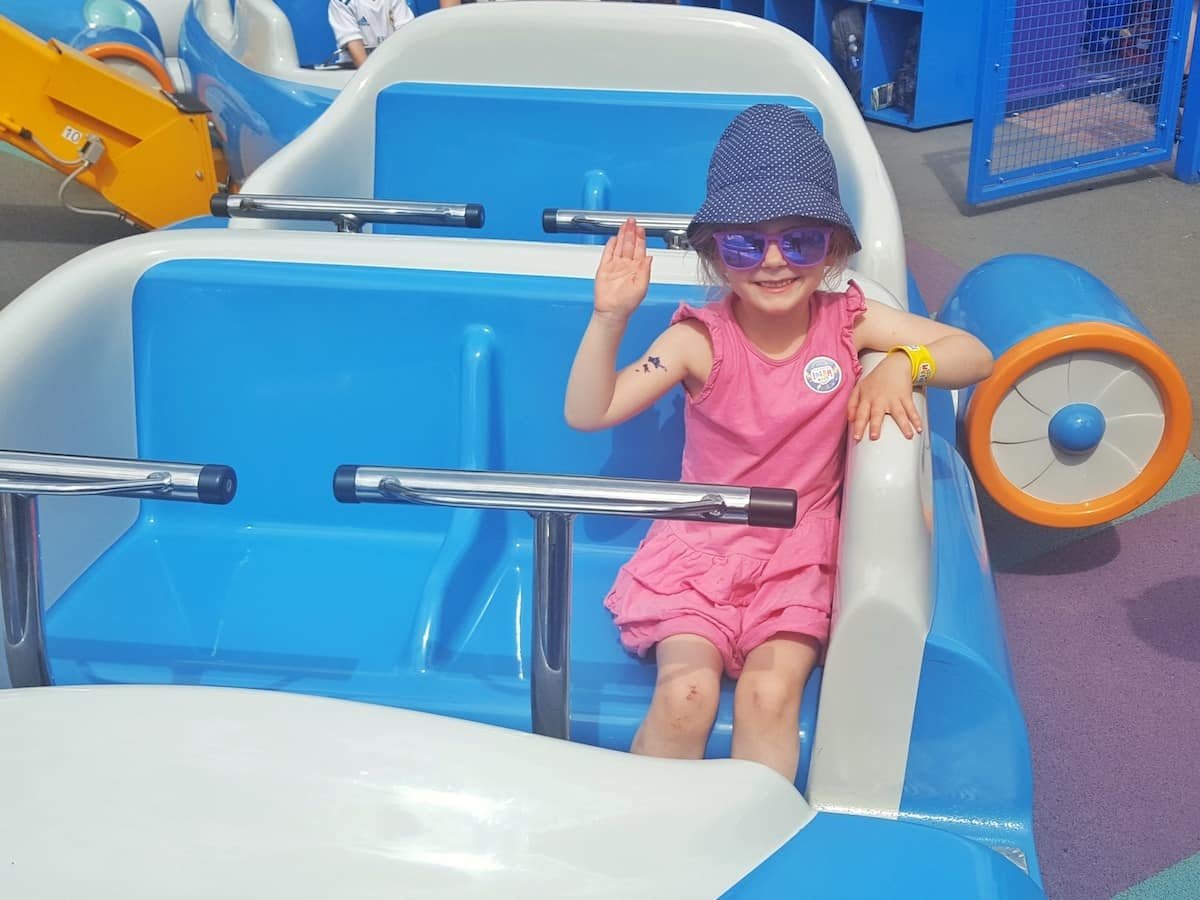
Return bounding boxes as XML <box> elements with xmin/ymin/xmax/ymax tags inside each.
<box><xmin>333</xmin><ymin>465</ymin><xmax>360</xmax><ymax>503</ymax></box>
<box><xmin>197</xmin><ymin>465</ymin><xmax>237</xmax><ymax>505</ymax></box>
<box><xmin>748</xmin><ymin>487</ymin><xmax>797</xmax><ymax>528</ymax></box>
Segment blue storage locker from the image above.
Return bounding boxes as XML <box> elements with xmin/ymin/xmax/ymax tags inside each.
<box><xmin>682</xmin><ymin>0</ymin><xmax>987</xmax><ymax>129</ymax></box>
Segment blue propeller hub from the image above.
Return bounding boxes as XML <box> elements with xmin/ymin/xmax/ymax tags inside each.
<box><xmin>1048</xmin><ymin>402</ymin><xmax>1106</xmax><ymax>454</ymax></box>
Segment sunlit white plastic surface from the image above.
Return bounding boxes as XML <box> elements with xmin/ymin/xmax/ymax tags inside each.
<box><xmin>136</xmin><ymin>0</ymin><xmax>191</xmax><ymax>55</ymax></box>
<box><xmin>988</xmin><ymin>350</ymin><xmax>1165</xmax><ymax>502</ymax></box>
<box><xmin>0</xmin><ymin>685</ymin><xmax>812</xmax><ymax>898</ymax></box>
<box><xmin>195</xmin><ymin>0</ymin><xmax>235</xmax><ymax>45</ymax></box>
<box><xmin>807</xmin><ymin>369</ymin><xmax>930</xmax><ymax>819</ymax></box>
<box><xmin>224</xmin><ymin>0</ymin><xmax>354</xmax><ymax>88</ymax></box>
<box><xmin>800</xmin><ymin>276</ymin><xmax>927</xmax><ymax>819</ymax></box>
<box><xmin>197</xmin><ymin>0</ymin><xmax>602</xmax><ymax>89</ymax></box>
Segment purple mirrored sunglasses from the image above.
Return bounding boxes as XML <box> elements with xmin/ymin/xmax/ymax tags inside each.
<box><xmin>712</xmin><ymin>226</ymin><xmax>833</xmax><ymax>270</ymax></box>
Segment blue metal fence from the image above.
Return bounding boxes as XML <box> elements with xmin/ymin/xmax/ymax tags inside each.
<box><xmin>968</xmin><ymin>0</ymin><xmax>1196</xmax><ymax>203</ymax></box>
<box><xmin>1176</xmin><ymin>8</ymin><xmax>1200</xmax><ymax>182</ymax></box>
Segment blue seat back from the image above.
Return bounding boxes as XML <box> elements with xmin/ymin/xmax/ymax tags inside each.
<box><xmin>50</xmin><ymin>260</ymin><xmax>692</xmax><ymax>681</ymax></box>
<box><xmin>131</xmin><ymin>259</ymin><xmax>691</xmax><ymax>534</ymax></box>
<box><xmin>274</xmin><ymin>0</ymin><xmax>338</xmax><ymax>67</ymax></box>
<box><xmin>372</xmin><ymin>84</ymin><xmax>823</xmax><ymax>242</ymax></box>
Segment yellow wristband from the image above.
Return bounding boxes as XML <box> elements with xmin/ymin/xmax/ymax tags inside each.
<box><xmin>888</xmin><ymin>344</ymin><xmax>936</xmax><ymax>387</ymax></box>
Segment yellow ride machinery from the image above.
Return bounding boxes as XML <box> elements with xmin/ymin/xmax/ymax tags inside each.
<box><xmin>0</xmin><ymin>15</ymin><xmax>220</xmax><ymax>229</ymax></box>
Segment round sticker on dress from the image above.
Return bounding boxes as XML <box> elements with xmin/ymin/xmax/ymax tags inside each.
<box><xmin>804</xmin><ymin>356</ymin><xmax>842</xmax><ymax>393</ymax></box>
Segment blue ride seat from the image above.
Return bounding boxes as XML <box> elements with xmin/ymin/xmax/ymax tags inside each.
<box><xmin>44</xmin><ymin>257</ymin><xmax>822</xmax><ymax>785</ymax></box>
<box><xmin>274</xmin><ymin>0</ymin><xmax>340</xmax><ymax>67</ymax></box>
<box><xmin>372</xmin><ymin>84</ymin><xmax>823</xmax><ymax>243</ymax></box>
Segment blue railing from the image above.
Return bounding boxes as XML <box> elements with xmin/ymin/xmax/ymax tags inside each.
<box><xmin>969</xmin><ymin>0</ymin><xmax>1197</xmax><ymax>203</ymax></box>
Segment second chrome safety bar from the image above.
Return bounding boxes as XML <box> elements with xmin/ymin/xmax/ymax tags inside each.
<box><xmin>0</xmin><ymin>451</ymin><xmax>237</xmax><ymax>690</ymax></box>
<box><xmin>542</xmin><ymin>209</ymin><xmax>693</xmax><ymax>249</ymax></box>
<box><xmin>211</xmin><ymin>194</ymin><xmax>485</xmax><ymax>233</ymax></box>
<box><xmin>334</xmin><ymin>466</ymin><xmax>796</xmax><ymax>741</ymax></box>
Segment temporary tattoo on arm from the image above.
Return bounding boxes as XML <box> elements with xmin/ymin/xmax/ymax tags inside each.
<box><xmin>640</xmin><ymin>356</ymin><xmax>668</xmax><ymax>374</ymax></box>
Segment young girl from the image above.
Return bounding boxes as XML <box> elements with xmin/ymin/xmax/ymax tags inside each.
<box><xmin>564</xmin><ymin>104</ymin><xmax>993</xmax><ymax>784</ymax></box>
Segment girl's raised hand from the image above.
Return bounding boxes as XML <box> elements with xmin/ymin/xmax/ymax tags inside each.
<box><xmin>847</xmin><ymin>352</ymin><xmax>923</xmax><ymax>441</ymax></box>
<box><xmin>593</xmin><ymin>218</ymin><xmax>652</xmax><ymax>321</ymax></box>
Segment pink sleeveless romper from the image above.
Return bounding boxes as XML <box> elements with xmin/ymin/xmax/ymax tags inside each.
<box><xmin>604</xmin><ymin>282</ymin><xmax>866</xmax><ymax>677</ymax></box>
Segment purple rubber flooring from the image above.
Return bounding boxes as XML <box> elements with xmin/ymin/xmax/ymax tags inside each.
<box><xmin>905</xmin><ymin>239</ymin><xmax>961</xmax><ymax>316</ymax></box>
<box><xmin>995</xmin><ymin>494</ymin><xmax>1200</xmax><ymax>899</ymax></box>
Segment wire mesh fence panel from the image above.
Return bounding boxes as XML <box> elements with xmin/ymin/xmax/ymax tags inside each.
<box><xmin>968</xmin><ymin>0</ymin><xmax>1194</xmax><ymax>203</ymax></box>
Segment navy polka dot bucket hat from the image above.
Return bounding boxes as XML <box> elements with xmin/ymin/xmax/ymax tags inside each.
<box><xmin>689</xmin><ymin>104</ymin><xmax>861</xmax><ymax>253</ymax></box>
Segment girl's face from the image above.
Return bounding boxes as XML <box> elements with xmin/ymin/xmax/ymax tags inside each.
<box><xmin>714</xmin><ymin>217</ymin><xmax>831</xmax><ymax>316</ymax></box>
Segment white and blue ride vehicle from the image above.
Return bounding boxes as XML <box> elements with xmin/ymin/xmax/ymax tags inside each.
<box><xmin>178</xmin><ymin>0</ymin><xmax>353</xmax><ymax>182</ymax></box>
<box><xmin>180</xmin><ymin>0</ymin><xmax>472</xmax><ymax>183</ymax></box>
<box><xmin>0</xmin><ymin>5</ymin><xmax>1190</xmax><ymax>897</ymax></box>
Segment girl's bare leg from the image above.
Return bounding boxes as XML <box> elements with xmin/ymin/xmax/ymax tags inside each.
<box><xmin>731</xmin><ymin>634</ymin><xmax>821</xmax><ymax>782</ymax></box>
<box><xmin>631</xmin><ymin>633</ymin><xmax>724</xmax><ymax>759</ymax></box>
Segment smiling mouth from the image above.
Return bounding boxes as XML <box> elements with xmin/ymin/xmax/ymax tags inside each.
<box><xmin>754</xmin><ymin>277</ymin><xmax>800</xmax><ymax>290</ymax></box>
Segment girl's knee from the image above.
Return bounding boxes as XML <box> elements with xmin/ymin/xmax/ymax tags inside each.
<box><xmin>649</xmin><ymin>674</ymin><xmax>721</xmax><ymax>735</ymax></box>
<box><xmin>734</xmin><ymin>671</ymin><xmax>803</xmax><ymax>724</ymax></box>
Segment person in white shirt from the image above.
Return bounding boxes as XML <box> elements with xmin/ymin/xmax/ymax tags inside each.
<box><xmin>327</xmin><ymin>0</ymin><xmax>415</xmax><ymax>68</ymax></box>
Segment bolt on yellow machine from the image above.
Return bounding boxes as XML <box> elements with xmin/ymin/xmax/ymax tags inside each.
<box><xmin>0</xmin><ymin>15</ymin><xmax>220</xmax><ymax>229</ymax></box>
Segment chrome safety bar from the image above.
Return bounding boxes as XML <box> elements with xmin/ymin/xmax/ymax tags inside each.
<box><xmin>0</xmin><ymin>451</ymin><xmax>237</xmax><ymax>690</ymax></box>
<box><xmin>542</xmin><ymin>209</ymin><xmax>693</xmax><ymax>249</ymax></box>
<box><xmin>0</xmin><ymin>451</ymin><xmax>235</xmax><ymax>503</ymax></box>
<box><xmin>333</xmin><ymin>465</ymin><xmax>796</xmax><ymax>741</ymax></box>
<box><xmin>211</xmin><ymin>194</ymin><xmax>486</xmax><ymax>233</ymax></box>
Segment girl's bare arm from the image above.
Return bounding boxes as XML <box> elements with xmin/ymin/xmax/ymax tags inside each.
<box><xmin>847</xmin><ymin>299</ymin><xmax>993</xmax><ymax>441</ymax></box>
<box><xmin>854</xmin><ymin>299</ymin><xmax>993</xmax><ymax>388</ymax></box>
<box><xmin>565</xmin><ymin>318</ymin><xmax>709</xmax><ymax>431</ymax></box>
<box><xmin>565</xmin><ymin>217</ymin><xmax>710</xmax><ymax>431</ymax></box>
